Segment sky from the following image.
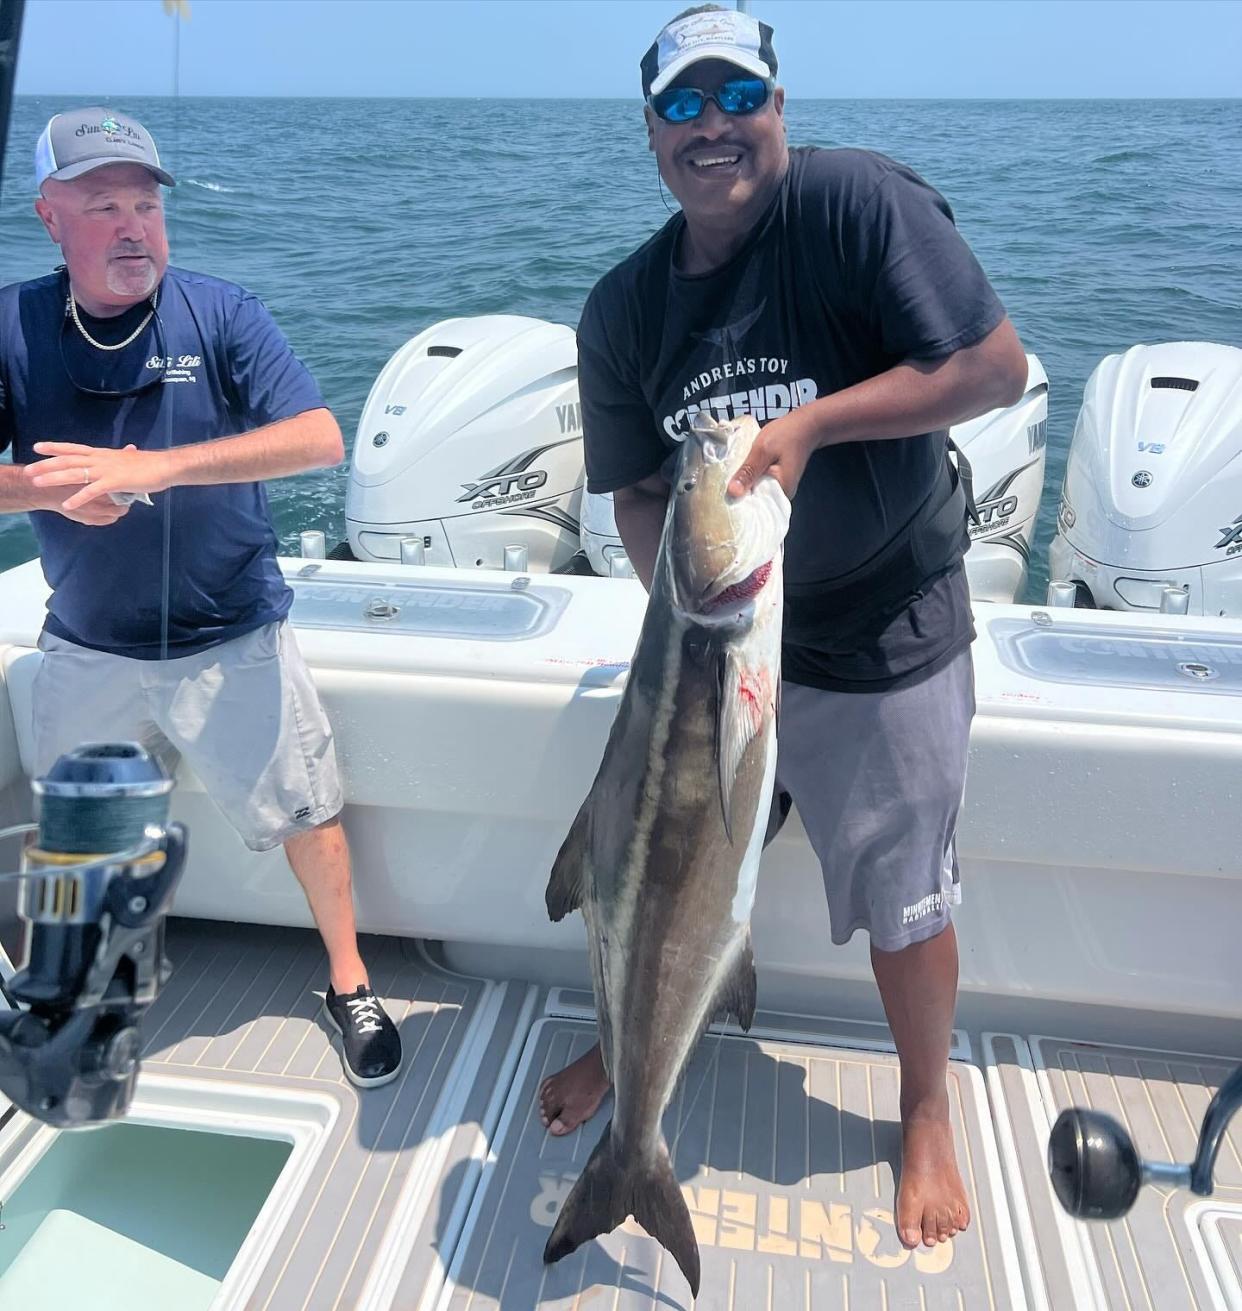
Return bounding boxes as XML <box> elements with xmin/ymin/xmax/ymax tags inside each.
<box><xmin>11</xmin><ymin>0</ymin><xmax>1242</xmax><ymax>100</ymax></box>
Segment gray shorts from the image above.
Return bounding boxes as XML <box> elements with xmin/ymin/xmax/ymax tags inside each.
<box><xmin>32</xmin><ymin>621</ymin><xmax>343</xmax><ymax>852</ymax></box>
<box><xmin>774</xmin><ymin>647</ymin><xmax>974</xmax><ymax>952</ymax></box>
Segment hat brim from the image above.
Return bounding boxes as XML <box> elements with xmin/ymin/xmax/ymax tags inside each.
<box><xmin>48</xmin><ymin>157</ymin><xmax>175</xmax><ymax>188</ymax></box>
<box><xmin>649</xmin><ymin>47</ymin><xmax>771</xmax><ymax>96</ymax></box>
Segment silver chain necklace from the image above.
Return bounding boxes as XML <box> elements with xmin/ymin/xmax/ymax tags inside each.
<box><xmin>66</xmin><ymin>289</ymin><xmax>158</xmax><ymax>352</ymax></box>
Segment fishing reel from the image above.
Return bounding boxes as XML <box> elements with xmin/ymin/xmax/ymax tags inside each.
<box><xmin>0</xmin><ymin>743</ymin><xmax>186</xmax><ymax>1128</ymax></box>
<box><xmin>1048</xmin><ymin>1065</ymin><xmax>1242</xmax><ymax>1220</ymax></box>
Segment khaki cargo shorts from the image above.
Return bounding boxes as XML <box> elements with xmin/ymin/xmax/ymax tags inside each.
<box><xmin>32</xmin><ymin>621</ymin><xmax>343</xmax><ymax>852</ymax></box>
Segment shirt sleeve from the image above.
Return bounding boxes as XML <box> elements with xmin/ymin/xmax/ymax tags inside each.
<box><xmin>846</xmin><ymin>164</ymin><xmax>1006</xmax><ymax>362</ymax></box>
<box><xmin>578</xmin><ymin>281</ymin><xmax>667</xmax><ymax>495</ymax></box>
<box><xmin>224</xmin><ymin>292</ymin><xmax>326</xmax><ymax>428</ymax></box>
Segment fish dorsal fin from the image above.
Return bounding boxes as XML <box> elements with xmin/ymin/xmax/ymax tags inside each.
<box><xmin>545</xmin><ymin>799</ymin><xmax>591</xmax><ymax>922</ymax></box>
<box><xmin>716</xmin><ymin>649</ymin><xmax>767</xmax><ymax>844</ymax></box>
<box><xmin>713</xmin><ymin>933</ymin><xmax>758</xmax><ymax>1032</ymax></box>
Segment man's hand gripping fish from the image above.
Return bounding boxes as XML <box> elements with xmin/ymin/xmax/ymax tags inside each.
<box><xmin>542</xmin><ymin>412</ymin><xmax>791</xmax><ymax>1297</ymax></box>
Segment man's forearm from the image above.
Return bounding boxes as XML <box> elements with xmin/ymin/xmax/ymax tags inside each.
<box><xmin>166</xmin><ymin>407</ymin><xmax>343</xmax><ymax>486</ymax></box>
<box><xmin>728</xmin><ymin>319</ymin><xmax>1030</xmax><ymax>498</ymax></box>
<box><xmin>28</xmin><ymin>405</ymin><xmax>346</xmax><ymax>509</ymax></box>
<box><xmin>803</xmin><ymin>320</ymin><xmax>1029</xmax><ymax>452</ymax></box>
<box><xmin>0</xmin><ymin>464</ymin><xmax>43</xmax><ymax>513</ymax></box>
<box><xmin>613</xmin><ymin>477</ymin><xmax>670</xmax><ymax>593</ymax></box>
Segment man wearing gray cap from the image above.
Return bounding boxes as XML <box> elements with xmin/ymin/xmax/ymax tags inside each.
<box><xmin>538</xmin><ymin>5</ymin><xmax>1030</xmax><ymax>1253</ymax></box>
<box><xmin>0</xmin><ymin>108</ymin><xmax>402</xmax><ymax>1088</ymax></box>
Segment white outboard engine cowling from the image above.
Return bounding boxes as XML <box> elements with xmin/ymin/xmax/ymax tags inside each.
<box><xmin>1049</xmin><ymin>342</ymin><xmax>1242</xmax><ymax>615</ymax></box>
<box><xmin>346</xmin><ymin>316</ymin><xmax>585</xmax><ymax>570</ymax></box>
<box><xmin>951</xmin><ymin>353</ymin><xmax>1049</xmax><ymax>603</ymax></box>
<box><xmin>580</xmin><ymin>490</ymin><xmax>633</xmax><ymax>577</ymax></box>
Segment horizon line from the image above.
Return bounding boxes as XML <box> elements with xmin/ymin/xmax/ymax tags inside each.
<box><xmin>12</xmin><ymin>92</ymin><xmax>1242</xmax><ymax>103</ymax></box>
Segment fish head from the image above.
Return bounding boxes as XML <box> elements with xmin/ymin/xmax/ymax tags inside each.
<box><xmin>665</xmin><ymin>412</ymin><xmax>791</xmax><ymax>626</ymax></box>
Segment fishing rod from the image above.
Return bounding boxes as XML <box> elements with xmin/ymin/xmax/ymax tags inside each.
<box><xmin>0</xmin><ymin>1</ymin><xmax>192</xmax><ymax>1130</ymax></box>
<box><xmin>0</xmin><ymin>0</ymin><xmax>25</xmax><ymax>203</ymax></box>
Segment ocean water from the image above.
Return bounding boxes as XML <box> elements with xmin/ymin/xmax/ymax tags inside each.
<box><xmin>2</xmin><ymin>95</ymin><xmax>1240</xmax><ymax>600</ymax></box>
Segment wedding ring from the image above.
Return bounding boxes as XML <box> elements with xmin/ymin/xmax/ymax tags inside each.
<box><xmin>82</xmin><ymin>467</ymin><xmax>91</xmax><ymax>484</ymax></box>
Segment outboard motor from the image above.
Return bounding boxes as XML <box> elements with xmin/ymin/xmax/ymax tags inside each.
<box><xmin>346</xmin><ymin>316</ymin><xmax>586</xmax><ymax>571</ymax></box>
<box><xmin>1049</xmin><ymin>342</ymin><xmax>1242</xmax><ymax>614</ymax></box>
<box><xmin>347</xmin><ymin>317</ymin><xmax>1047</xmax><ymax>597</ymax></box>
<box><xmin>952</xmin><ymin>353</ymin><xmax>1049</xmax><ymax>603</ymax></box>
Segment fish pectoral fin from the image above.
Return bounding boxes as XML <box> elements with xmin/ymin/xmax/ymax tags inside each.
<box><xmin>545</xmin><ymin>800</ymin><xmax>591</xmax><ymax>922</ymax></box>
<box><xmin>713</xmin><ymin>934</ymin><xmax>758</xmax><ymax>1032</ymax></box>
<box><xmin>717</xmin><ymin>649</ymin><xmax>765</xmax><ymax>844</ymax></box>
<box><xmin>544</xmin><ymin>1122</ymin><xmax>701</xmax><ymax>1297</ymax></box>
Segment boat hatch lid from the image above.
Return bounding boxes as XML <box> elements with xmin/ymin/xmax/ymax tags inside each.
<box><xmin>289</xmin><ymin>573</ymin><xmax>571</xmax><ymax>642</ymax></box>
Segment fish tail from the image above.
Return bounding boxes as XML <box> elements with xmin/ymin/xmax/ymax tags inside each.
<box><xmin>543</xmin><ymin>1121</ymin><xmax>701</xmax><ymax>1296</ymax></box>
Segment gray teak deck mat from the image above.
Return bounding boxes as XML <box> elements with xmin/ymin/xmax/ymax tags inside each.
<box><xmin>439</xmin><ymin>1017</ymin><xmax>1025</xmax><ymax>1311</ymax></box>
<box><xmin>143</xmin><ymin>917</ymin><xmax>494</xmax><ymax>1311</ymax></box>
<box><xmin>985</xmin><ymin>1033</ymin><xmax>1242</xmax><ymax>1311</ymax></box>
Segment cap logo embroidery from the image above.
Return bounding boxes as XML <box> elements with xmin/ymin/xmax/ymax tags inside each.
<box><xmin>674</xmin><ymin>16</ymin><xmax>735</xmax><ymax>47</ymax></box>
<box><xmin>100</xmin><ymin>115</ymin><xmax>121</xmax><ymax>132</ymax></box>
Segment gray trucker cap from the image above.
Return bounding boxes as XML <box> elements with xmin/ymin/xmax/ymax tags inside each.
<box><xmin>35</xmin><ymin>107</ymin><xmax>175</xmax><ymax>191</ymax></box>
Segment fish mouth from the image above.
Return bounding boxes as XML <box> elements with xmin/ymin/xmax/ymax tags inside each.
<box><xmin>702</xmin><ymin>560</ymin><xmax>773</xmax><ymax>613</ymax></box>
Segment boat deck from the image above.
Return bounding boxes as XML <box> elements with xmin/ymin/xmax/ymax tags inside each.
<box><xmin>1</xmin><ymin>918</ymin><xmax>1239</xmax><ymax>1311</ymax></box>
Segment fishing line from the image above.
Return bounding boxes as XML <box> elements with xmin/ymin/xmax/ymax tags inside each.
<box><xmin>670</xmin><ymin>1011</ymin><xmax>734</xmax><ymax>1162</ymax></box>
<box><xmin>158</xmin><ymin>1</ymin><xmax>187</xmax><ymax>665</ymax></box>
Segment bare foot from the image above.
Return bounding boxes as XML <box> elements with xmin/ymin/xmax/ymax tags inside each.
<box><xmin>538</xmin><ymin>1042</ymin><xmax>610</xmax><ymax>1136</ymax></box>
<box><xmin>896</xmin><ymin>1103</ymin><xmax>971</xmax><ymax>1248</ymax></box>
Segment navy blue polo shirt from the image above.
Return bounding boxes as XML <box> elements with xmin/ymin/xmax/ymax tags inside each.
<box><xmin>0</xmin><ymin>267</ymin><xmax>325</xmax><ymax>658</ymax></box>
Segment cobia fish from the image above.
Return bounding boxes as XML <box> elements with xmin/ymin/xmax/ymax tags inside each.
<box><xmin>542</xmin><ymin>412</ymin><xmax>790</xmax><ymax>1296</ymax></box>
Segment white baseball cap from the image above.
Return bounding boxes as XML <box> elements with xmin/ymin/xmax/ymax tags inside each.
<box><xmin>641</xmin><ymin>8</ymin><xmax>778</xmax><ymax>98</ymax></box>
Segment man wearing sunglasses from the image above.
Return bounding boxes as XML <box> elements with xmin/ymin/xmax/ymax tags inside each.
<box><xmin>0</xmin><ymin>109</ymin><xmax>402</xmax><ymax>1089</ymax></box>
<box><xmin>538</xmin><ymin>5</ymin><xmax>1029</xmax><ymax>1253</ymax></box>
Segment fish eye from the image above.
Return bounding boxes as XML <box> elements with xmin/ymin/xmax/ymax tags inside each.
<box><xmin>678</xmin><ymin>475</ymin><xmax>697</xmax><ymax>494</ymax></box>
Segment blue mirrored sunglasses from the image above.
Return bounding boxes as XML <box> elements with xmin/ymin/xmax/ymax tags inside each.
<box><xmin>648</xmin><ymin>76</ymin><xmax>773</xmax><ymax>125</ymax></box>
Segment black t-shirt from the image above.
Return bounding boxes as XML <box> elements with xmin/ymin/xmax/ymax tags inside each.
<box><xmin>578</xmin><ymin>146</ymin><xmax>1006</xmax><ymax>690</ymax></box>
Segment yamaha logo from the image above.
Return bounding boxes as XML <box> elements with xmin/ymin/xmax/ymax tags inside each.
<box><xmin>1132</xmin><ymin>470</ymin><xmax>1153</xmax><ymax>488</ymax></box>
<box><xmin>373</xmin><ymin>432</ymin><xmax>389</xmax><ymax>448</ymax></box>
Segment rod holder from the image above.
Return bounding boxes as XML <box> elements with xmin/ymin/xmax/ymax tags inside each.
<box><xmin>608</xmin><ymin>550</ymin><xmax>636</xmax><ymax>580</ymax></box>
<box><xmin>1160</xmin><ymin>585</ymin><xmax>1190</xmax><ymax>615</ymax></box>
<box><xmin>299</xmin><ymin>531</ymin><xmax>326</xmax><ymax>560</ymax></box>
<box><xmin>1046</xmin><ymin>580</ymin><xmax>1078</xmax><ymax>608</ymax></box>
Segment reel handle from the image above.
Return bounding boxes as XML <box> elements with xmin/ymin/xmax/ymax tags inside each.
<box><xmin>1048</xmin><ymin>1062</ymin><xmax>1242</xmax><ymax>1220</ymax></box>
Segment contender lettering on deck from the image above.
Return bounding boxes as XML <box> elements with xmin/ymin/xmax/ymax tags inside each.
<box><xmin>532</xmin><ymin>1174</ymin><xmax>954</xmax><ymax>1274</ymax></box>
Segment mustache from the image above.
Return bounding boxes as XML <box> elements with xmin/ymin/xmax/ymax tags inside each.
<box><xmin>107</xmin><ymin>245</ymin><xmax>153</xmax><ymax>260</ymax></box>
<box><xmin>676</xmin><ymin>138</ymin><xmax>747</xmax><ymax>162</ymax></box>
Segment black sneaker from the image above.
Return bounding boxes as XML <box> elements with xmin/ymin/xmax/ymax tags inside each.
<box><xmin>323</xmin><ymin>984</ymin><xmax>402</xmax><ymax>1088</ymax></box>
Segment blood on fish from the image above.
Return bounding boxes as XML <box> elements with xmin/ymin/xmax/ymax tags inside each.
<box><xmin>736</xmin><ymin>668</ymin><xmax>771</xmax><ymax>734</ymax></box>
<box><xmin>706</xmin><ymin>560</ymin><xmax>772</xmax><ymax>612</ymax></box>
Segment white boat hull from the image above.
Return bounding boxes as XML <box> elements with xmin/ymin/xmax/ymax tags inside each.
<box><xmin>1</xmin><ymin>555</ymin><xmax>1237</xmax><ymax>1030</ymax></box>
